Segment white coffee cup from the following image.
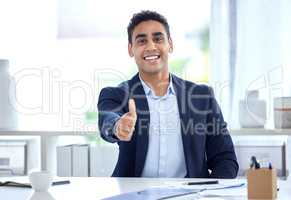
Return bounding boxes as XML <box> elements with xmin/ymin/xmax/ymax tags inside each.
<box><xmin>30</xmin><ymin>191</ymin><xmax>55</xmax><ymax>200</ymax></box>
<box><xmin>29</xmin><ymin>171</ymin><xmax>53</xmax><ymax>192</ymax></box>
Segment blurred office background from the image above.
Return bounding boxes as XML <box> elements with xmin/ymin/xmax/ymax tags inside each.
<box><xmin>1</xmin><ymin>0</ymin><xmax>291</xmax><ymax>177</ymax></box>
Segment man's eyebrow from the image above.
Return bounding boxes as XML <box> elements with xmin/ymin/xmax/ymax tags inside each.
<box><xmin>152</xmin><ymin>32</ymin><xmax>164</xmax><ymax>37</ymax></box>
<box><xmin>135</xmin><ymin>33</ymin><xmax>147</xmax><ymax>41</ymax></box>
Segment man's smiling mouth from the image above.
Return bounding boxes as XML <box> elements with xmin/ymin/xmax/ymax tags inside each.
<box><xmin>143</xmin><ymin>55</ymin><xmax>160</xmax><ymax>60</ymax></box>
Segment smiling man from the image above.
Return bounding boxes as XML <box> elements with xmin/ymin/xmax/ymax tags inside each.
<box><xmin>98</xmin><ymin>10</ymin><xmax>238</xmax><ymax>178</ymax></box>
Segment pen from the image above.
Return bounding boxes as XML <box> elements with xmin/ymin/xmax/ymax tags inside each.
<box><xmin>52</xmin><ymin>180</ymin><xmax>70</xmax><ymax>186</ymax></box>
<box><xmin>186</xmin><ymin>180</ymin><xmax>219</xmax><ymax>185</ymax></box>
<box><xmin>250</xmin><ymin>156</ymin><xmax>260</xmax><ymax>169</ymax></box>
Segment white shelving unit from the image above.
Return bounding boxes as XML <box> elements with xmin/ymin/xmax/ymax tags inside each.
<box><xmin>0</xmin><ymin>130</ymin><xmax>97</xmax><ymax>174</ymax></box>
<box><xmin>1</xmin><ymin>129</ymin><xmax>291</xmax><ymax>174</ymax></box>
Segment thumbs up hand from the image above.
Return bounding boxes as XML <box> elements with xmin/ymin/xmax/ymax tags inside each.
<box><xmin>115</xmin><ymin>99</ymin><xmax>137</xmax><ymax>141</ymax></box>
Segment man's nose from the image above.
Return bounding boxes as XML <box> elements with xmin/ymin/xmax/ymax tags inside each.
<box><xmin>145</xmin><ymin>40</ymin><xmax>157</xmax><ymax>51</ymax></box>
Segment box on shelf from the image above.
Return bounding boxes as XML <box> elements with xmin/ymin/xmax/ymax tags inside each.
<box><xmin>57</xmin><ymin>144</ymin><xmax>89</xmax><ymax>177</ymax></box>
<box><xmin>57</xmin><ymin>143</ymin><xmax>119</xmax><ymax>177</ymax></box>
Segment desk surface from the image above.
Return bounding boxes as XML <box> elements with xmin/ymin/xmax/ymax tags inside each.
<box><xmin>1</xmin><ymin>177</ymin><xmax>291</xmax><ymax>200</ymax></box>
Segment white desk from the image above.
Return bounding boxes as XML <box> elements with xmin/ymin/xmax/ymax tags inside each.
<box><xmin>1</xmin><ymin>177</ymin><xmax>291</xmax><ymax>200</ymax></box>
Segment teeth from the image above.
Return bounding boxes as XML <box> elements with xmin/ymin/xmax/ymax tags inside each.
<box><xmin>144</xmin><ymin>55</ymin><xmax>159</xmax><ymax>60</ymax></box>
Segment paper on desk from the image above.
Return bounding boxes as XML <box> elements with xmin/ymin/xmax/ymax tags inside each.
<box><xmin>183</xmin><ymin>180</ymin><xmax>247</xmax><ymax>198</ymax></box>
<box><xmin>102</xmin><ymin>186</ymin><xmax>203</xmax><ymax>200</ymax></box>
<box><xmin>160</xmin><ymin>179</ymin><xmax>247</xmax><ymax>197</ymax></box>
<box><xmin>199</xmin><ymin>185</ymin><xmax>247</xmax><ymax>199</ymax></box>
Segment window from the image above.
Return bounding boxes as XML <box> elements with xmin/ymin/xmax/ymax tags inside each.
<box><xmin>0</xmin><ymin>0</ymin><xmax>210</xmax><ymax>130</ymax></box>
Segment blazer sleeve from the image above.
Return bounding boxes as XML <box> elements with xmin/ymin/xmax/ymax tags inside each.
<box><xmin>97</xmin><ymin>87</ymin><xmax>127</xmax><ymax>143</ymax></box>
<box><xmin>205</xmin><ymin>87</ymin><xmax>239</xmax><ymax>178</ymax></box>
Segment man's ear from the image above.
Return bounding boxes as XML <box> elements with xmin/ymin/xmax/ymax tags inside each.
<box><xmin>168</xmin><ymin>37</ymin><xmax>173</xmax><ymax>53</ymax></box>
<box><xmin>128</xmin><ymin>43</ymin><xmax>134</xmax><ymax>57</ymax></box>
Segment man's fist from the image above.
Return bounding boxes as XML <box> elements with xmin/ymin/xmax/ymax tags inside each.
<box><xmin>115</xmin><ymin>99</ymin><xmax>137</xmax><ymax>141</ymax></box>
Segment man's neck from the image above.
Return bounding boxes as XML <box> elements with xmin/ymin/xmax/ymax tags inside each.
<box><xmin>139</xmin><ymin>71</ymin><xmax>170</xmax><ymax>97</ymax></box>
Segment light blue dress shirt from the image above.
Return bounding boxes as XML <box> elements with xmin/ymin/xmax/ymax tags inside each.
<box><xmin>140</xmin><ymin>75</ymin><xmax>187</xmax><ymax>178</ymax></box>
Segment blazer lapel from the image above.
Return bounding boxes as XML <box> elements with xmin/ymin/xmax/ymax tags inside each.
<box><xmin>172</xmin><ymin>75</ymin><xmax>194</xmax><ymax>177</ymax></box>
<box><xmin>128</xmin><ymin>74</ymin><xmax>150</xmax><ymax>177</ymax></box>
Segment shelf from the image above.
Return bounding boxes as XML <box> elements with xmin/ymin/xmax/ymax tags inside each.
<box><xmin>230</xmin><ymin>128</ymin><xmax>291</xmax><ymax>136</ymax></box>
<box><xmin>1</xmin><ymin>128</ymin><xmax>290</xmax><ymax>173</ymax></box>
<box><xmin>0</xmin><ymin>130</ymin><xmax>97</xmax><ymax>136</ymax></box>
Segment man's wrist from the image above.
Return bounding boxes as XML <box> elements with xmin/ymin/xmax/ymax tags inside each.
<box><xmin>113</xmin><ymin>119</ymin><xmax>119</xmax><ymax>138</ymax></box>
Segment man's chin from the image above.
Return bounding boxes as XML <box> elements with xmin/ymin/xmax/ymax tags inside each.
<box><xmin>139</xmin><ymin>66</ymin><xmax>165</xmax><ymax>75</ymax></box>
<box><xmin>141</xmin><ymin>69</ymin><xmax>163</xmax><ymax>75</ymax></box>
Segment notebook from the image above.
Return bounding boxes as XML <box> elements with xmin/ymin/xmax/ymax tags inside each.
<box><xmin>0</xmin><ymin>180</ymin><xmax>70</xmax><ymax>188</ymax></box>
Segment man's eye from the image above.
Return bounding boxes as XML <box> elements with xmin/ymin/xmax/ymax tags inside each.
<box><xmin>137</xmin><ymin>39</ymin><xmax>146</xmax><ymax>44</ymax></box>
<box><xmin>154</xmin><ymin>36</ymin><xmax>164</xmax><ymax>43</ymax></box>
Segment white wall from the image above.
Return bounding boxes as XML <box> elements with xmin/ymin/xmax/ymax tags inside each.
<box><xmin>232</xmin><ymin>0</ymin><xmax>282</xmax><ymax>128</ymax></box>
<box><xmin>0</xmin><ymin>0</ymin><xmax>57</xmax><ymax>67</ymax></box>
<box><xmin>211</xmin><ymin>0</ymin><xmax>291</xmax><ymax>128</ymax></box>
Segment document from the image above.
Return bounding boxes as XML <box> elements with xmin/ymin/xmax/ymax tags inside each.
<box><xmin>103</xmin><ymin>180</ymin><xmax>246</xmax><ymax>200</ymax></box>
<box><xmin>181</xmin><ymin>180</ymin><xmax>247</xmax><ymax>198</ymax></box>
<box><xmin>102</xmin><ymin>186</ymin><xmax>203</xmax><ymax>200</ymax></box>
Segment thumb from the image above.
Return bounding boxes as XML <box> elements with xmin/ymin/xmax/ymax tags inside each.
<box><xmin>128</xmin><ymin>98</ymin><xmax>136</xmax><ymax>117</ymax></box>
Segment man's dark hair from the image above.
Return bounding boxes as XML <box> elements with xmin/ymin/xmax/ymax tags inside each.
<box><xmin>127</xmin><ymin>10</ymin><xmax>171</xmax><ymax>44</ymax></box>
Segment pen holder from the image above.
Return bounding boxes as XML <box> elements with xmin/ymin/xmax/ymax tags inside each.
<box><xmin>247</xmin><ymin>168</ymin><xmax>277</xmax><ymax>199</ymax></box>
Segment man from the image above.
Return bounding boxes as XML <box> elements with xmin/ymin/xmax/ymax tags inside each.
<box><xmin>98</xmin><ymin>10</ymin><xmax>238</xmax><ymax>178</ymax></box>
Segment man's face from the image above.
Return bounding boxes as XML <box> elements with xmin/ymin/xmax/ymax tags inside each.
<box><xmin>128</xmin><ymin>20</ymin><xmax>173</xmax><ymax>75</ymax></box>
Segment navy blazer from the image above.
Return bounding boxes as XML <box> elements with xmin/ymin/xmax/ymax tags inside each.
<box><xmin>98</xmin><ymin>73</ymin><xmax>238</xmax><ymax>178</ymax></box>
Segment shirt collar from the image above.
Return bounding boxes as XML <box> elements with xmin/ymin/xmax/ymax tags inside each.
<box><xmin>139</xmin><ymin>74</ymin><xmax>176</xmax><ymax>97</ymax></box>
